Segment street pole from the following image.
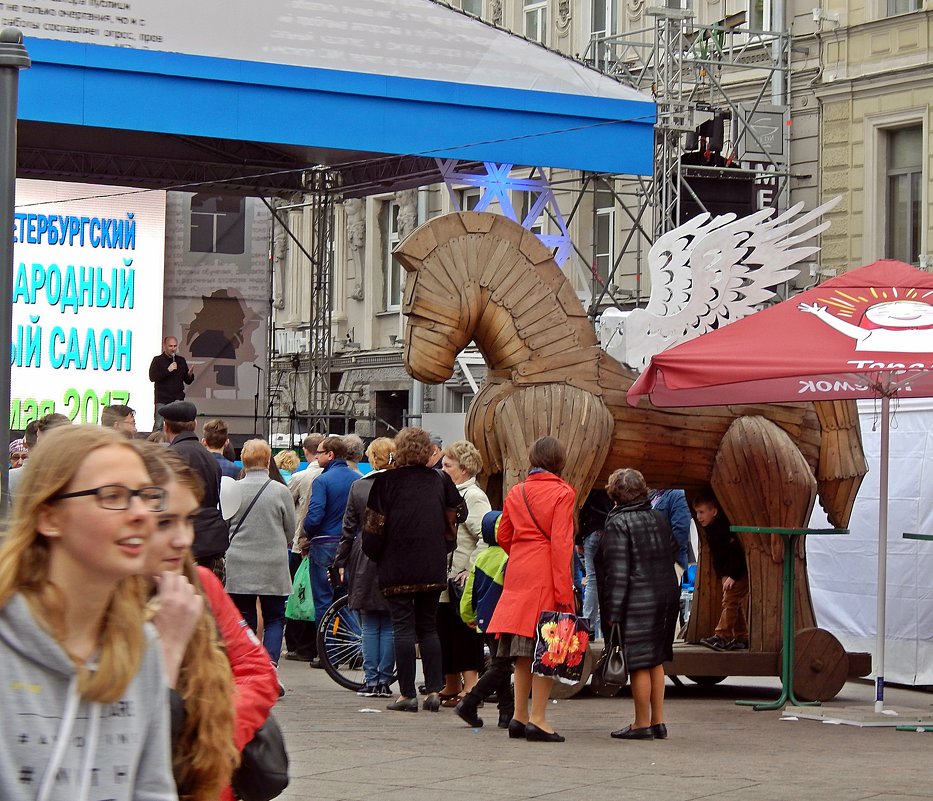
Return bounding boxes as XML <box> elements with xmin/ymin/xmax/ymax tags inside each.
<box><xmin>0</xmin><ymin>29</ymin><xmax>30</xmax><ymax>517</ymax></box>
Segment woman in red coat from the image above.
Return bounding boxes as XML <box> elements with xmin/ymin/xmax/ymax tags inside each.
<box><xmin>486</xmin><ymin>437</ymin><xmax>576</xmax><ymax>743</ymax></box>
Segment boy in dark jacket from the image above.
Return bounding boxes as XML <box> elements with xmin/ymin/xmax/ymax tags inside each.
<box><xmin>454</xmin><ymin>511</ymin><xmax>514</xmax><ymax>729</ymax></box>
<box><xmin>693</xmin><ymin>491</ymin><xmax>749</xmax><ymax>651</ymax></box>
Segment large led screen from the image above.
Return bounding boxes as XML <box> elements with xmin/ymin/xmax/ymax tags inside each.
<box><xmin>11</xmin><ymin>180</ymin><xmax>166</xmax><ymax>432</ymax></box>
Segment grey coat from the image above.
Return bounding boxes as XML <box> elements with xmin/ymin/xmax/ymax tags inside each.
<box><xmin>225</xmin><ymin>469</ymin><xmax>295</xmax><ymax>596</ymax></box>
<box><xmin>334</xmin><ymin>471</ymin><xmax>389</xmax><ymax>612</ymax></box>
<box><xmin>594</xmin><ymin>500</ymin><xmax>680</xmax><ymax>671</ymax></box>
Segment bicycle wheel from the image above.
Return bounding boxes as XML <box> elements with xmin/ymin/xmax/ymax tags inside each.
<box><xmin>316</xmin><ymin>596</ymin><xmax>366</xmax><ymax>691</ymax></box>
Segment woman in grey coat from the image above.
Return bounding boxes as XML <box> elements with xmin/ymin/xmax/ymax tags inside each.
<box><xmin>595</xmin><ymin>468</ymin><xmax>679</xmax><ymax>741</ymax></box>
<box><xmin>334</xmin><ymin>437</ymin><xmax>396</xmax><ymax>697</ymax></box>
<box><xmin>226</xmin><ymin>438</ymin><xmax>296</xmax><ymax>666</ymax></box>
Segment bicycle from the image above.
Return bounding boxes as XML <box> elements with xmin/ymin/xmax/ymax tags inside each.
<box><xmin>316</xmin><ymin>595</ymin><xmax>367</xmax><ymax>691</ymax></box>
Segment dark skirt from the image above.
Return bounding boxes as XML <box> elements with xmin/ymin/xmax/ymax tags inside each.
<box><xmin>494</xmin><ymin>632</ymin><xmax>535</xmax><ymax>660</ymax></box>
<box><xmin>437</xmin><ymin>601</ymin><xmax>485</xmax><ymax>673</ymax></box>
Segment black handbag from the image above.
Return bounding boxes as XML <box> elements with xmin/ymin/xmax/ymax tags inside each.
<box><xmin>232</xmin><ymin>714</ymin><xmax>289</xmax><ymax>801</ymax></box>
<box><xmin>590</xmin><ymin>623</ymin><xmax>628</xmax><ymax>697</ymax></box>
<box><xmin>447</xmin><ymin>576</ymin><xmax>465</xmax><ymax>605</ymax></box>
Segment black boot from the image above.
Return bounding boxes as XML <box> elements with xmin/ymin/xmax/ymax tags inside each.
<box><xmin>455</xmin><ymin>694</ymin><xmax>484</xmax><ymax>728</ymax></box>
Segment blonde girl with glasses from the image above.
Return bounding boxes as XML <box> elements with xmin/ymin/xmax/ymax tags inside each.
<box><xmin>0</xmin><ymin>425</ymin><xmax>178</xmax><ymax>801</ymax></box>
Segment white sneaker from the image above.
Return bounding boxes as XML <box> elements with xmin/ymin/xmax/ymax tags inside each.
<box><xmin>275</xmin><ymin>666</ymin><xmax>286</xmax><ymax>698</ymax></box>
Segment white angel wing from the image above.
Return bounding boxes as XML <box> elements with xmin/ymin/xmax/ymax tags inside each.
<box><xmin>620</xmin><ymin>197</ymin><xmax>841</xmax><ymax>371</ymax></box>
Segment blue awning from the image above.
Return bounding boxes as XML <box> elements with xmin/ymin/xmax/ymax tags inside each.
<box><xmin>18</xmin><ymin>0</ymin><xmax>656</xmax><ymax>176</ymax></box>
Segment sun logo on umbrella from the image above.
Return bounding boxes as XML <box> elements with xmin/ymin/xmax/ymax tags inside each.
<box><xmin>798</xmin><ymin>287</ymin><xmax>933</xmax><ymax>353</ymax></box>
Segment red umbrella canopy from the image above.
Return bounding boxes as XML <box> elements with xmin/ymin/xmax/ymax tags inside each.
<box><xmin>628</xmin><ymin>260</ymin><xmax>933</xmax><ymax>407</ymax></box>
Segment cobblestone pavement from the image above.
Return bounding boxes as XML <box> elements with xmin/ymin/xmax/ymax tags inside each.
<box><xmin>272</xmin><ymin>658</ymin><xmax>932</xmax><ymax>801</ymax></box>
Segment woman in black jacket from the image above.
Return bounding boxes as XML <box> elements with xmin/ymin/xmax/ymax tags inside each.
<box><xmin>595</xmin><ymin>468</ymin><xmax>680</xmax><ymax>741</ymax></box>
<box><xmin>362</xmin><ymin>428</ymin><xmax>466</xmax><ymax>713</ymax></box>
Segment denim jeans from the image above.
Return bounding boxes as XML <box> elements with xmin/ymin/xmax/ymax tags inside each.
<box><xmin>230</xmin><ymin>593</ymin><xmax>287</xmax><ymax>665</ymax></box>
<box><xmin>309</xmin><ymin>539</ymin><xmax>340</xmax><ymax>623</ymax></box>
<box><xmin>360</xmin><ymin>610</ymin><xmax>395</xmax><ymax>685</ymax></box>
<box><xmin>386</xmin><ymin>590</ymin><xmax>443</xmax><ymax>699</ymax></box>
<box><xmin>583</xmin><ymin>531</ymin><xmax>602</xmax><ymax>638</ymax></box>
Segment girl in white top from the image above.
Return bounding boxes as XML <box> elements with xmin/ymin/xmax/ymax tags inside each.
<box><xmin>0</xmin><ymin>425</ymin><xmax>179</xmax><ymax>801</ymax></box>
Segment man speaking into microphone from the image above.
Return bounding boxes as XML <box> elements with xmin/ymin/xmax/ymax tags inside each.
<box><xmin>149</xmin><ymin>335</ymin><xmax>195</xmax><ymax>430</ymax></box>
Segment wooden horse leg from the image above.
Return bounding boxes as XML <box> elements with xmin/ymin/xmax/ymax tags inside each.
<box><xmin>709</xmin><ymin>415</ymin><xmax>818</xmax><ymax>654</ymax></box>
<box><xmin>491</xmin><ymin>383</ymin><xmax>614</xmax><ymax>509</ymax></box>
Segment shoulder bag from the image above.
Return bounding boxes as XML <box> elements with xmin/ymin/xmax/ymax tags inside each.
<box><xmin>232</xmin><ymin>715</ymin><xmax>290</xmax><ymax>801</ymax></box>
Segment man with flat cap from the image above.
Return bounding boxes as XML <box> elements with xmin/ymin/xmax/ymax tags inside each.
<box><xmin>161</xmin><ymin>400</ymin><xmax>229</xmax><ymax>577</ymax></box>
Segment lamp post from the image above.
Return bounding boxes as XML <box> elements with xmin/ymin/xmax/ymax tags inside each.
<box><xmin>0</xmin><ymin>29</ymin><xmax>30</xmax><ymax>516</ymax></box>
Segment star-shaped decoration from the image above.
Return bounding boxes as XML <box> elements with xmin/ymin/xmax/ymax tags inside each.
<box><xmin>437</xmin><ymin>160</ymin><xmax>579</xmax><ymax>280</ymax></box>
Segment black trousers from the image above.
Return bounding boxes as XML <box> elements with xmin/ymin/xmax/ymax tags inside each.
<box><xmin>463</xmin><ymin>634</ymin><xmax>514</xmax><ymax>717</ymax></box>
<box><xmin>386</xmin><ymin>590</ymin><xmax>443</xmax><ymax>699</ymax></box>
<box><xmin>437</xmin><ymin>600</ymin><xmax>485</xmax><ymax>674</ymax></box>
<box><xmin>283</xmin><ymin>551</ymin><xmax>317</xmax><ymax>660</ymax></box>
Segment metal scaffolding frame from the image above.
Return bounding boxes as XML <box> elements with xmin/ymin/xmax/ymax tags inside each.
<box><xmin>265</xmin><ymin>168</ymin><xmax>339</xmax><ymax>442</ymax></box>
<box><xmin>584</xmin><ymin>8</ymin><xmax>792</xmax><ymax>242</ymax></box>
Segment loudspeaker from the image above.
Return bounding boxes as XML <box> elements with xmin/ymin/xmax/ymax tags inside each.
<box><xmin>678</xmin><ymin>168</ymin><xmax>756</xmax><ymax>224</ymax></box>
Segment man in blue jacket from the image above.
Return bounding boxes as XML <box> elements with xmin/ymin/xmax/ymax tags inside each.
<box><xmin>649</xmin><ymin>488</ymin><xmax>693</xmax><ymax>574</ymax></box>
<box><xmin>303</xmin><ymin>435</ymin><xmax>359</xmax><ymax>627</ymax></box>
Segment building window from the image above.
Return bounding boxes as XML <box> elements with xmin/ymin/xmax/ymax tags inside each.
<box><xmin>383</xmin><ymin>201</ymin><xmax>403</xmax><ymax>310</ymax></box>
<box><xmin>592</xmin><ymin>0</ymin><xmax>615</xmax><ymax>35</ymax></box>
<box><xmin>459</xmin><ymin>188</ymin><xmax>482</xmax><ymax>211</ymax></box>
<box><xmin>885</xmin><ymin>126</ymin><xmax>922</xmax><ymax>266</ymax></box>
<box><xmin>524</xmin><ymin>0</ymin><xmax>548</xmax><ymax>43</ymax></box>
<box><xmin>189</xmin><ymin>195</ymin><xmax>245</xmax><ymax>254</ymax></box>
<box><xmin>888</xmin><ymin>0</ymin><xmax>920</xmax><ymax>13</ymax></box>
<box><xmin>461</xmin><ymin>0</ymin><xmax>482</xmax><ymax>14</ymax></box>
<box><xmin>594</xmin><ymin>179</ymin><xmax>615</xmax><ymax>292</ymax></box>
<box><xmin>520</xmin><ymin>192</ymin><xmax>546</xmax><ymax>235</ymax></box>
<box><xmin>748</xmin><ymin>0</ymin><xmax>773</xmax><ymax>30</ymax></box>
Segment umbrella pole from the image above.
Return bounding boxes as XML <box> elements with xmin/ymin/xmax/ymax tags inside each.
<box><xmin>875</xmin><ymin>395</ymin><xmax>891</xmax><ymax>713</ymax></box>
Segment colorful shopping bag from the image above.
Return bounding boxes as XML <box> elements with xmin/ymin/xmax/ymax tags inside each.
<box><xmin>531</xmin><ymin>610</ymin><xmax>592</xmax><ymax>684</ymax></box>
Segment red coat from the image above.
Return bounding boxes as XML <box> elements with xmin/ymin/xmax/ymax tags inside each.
<box><xmin>197</xmin><ymin>567</ymin><xmax>280</xmax><ymax>801</ymax></box>
<box><xmin>486</xmin><ymin>472</ymin><xmax>576</xmax><ymax>639</ymax></box>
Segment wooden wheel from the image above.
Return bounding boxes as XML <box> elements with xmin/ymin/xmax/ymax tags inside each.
<box><xmin>549</xmin><ymin>644</ymin><xmax>594</xmax><ymax>699</ymax></box>
<box><xmin>791</xmin><ymin>627</ymin><xmax>849</xmax><ymax>701</ymax></box>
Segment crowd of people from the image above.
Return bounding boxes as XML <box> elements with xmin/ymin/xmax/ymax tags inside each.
<box><xmin>0</xmin><ymin>373</ymin><xmax>745</xmax><ymax>798</ymax></box>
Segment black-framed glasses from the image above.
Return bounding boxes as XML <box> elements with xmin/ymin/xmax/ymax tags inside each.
<box><xmin>50</xmin><ymin>484</ymin><xmax>167</xmax><ymax>512</ymax></box>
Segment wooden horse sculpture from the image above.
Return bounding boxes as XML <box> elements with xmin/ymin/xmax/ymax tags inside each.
<box><xmin>395</xmin><ymin>212</ymin><xmax>869</xmax><ymax>696</ymax></box>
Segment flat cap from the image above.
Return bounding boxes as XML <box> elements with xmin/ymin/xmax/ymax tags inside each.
<box><xmin>159</xmin><ymin>400</ymin><xmax>197</xmax><ymax>423</ymax></box>
<box><xmin>430</xmin><ymin>434</ymin><xmax>443</xmax><ymax>447</ymax></box>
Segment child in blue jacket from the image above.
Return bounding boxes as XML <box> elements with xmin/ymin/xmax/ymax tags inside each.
<box><xmin>455</xmin><ymin>510</ymin><xmax>514</xmax><ymax>729</ymax></box>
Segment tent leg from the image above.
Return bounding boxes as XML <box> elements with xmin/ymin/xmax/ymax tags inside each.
<box><xmin>875</xmin><ymin>395</ymin><xmax>890</xmax><ymax>713</ymax></box>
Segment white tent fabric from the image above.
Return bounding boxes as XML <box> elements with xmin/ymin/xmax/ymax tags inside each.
<box><xmin>809</xmin><ymin>397</ymin><xmax>933</xmax><ymax>686</ymax></box>
<box><xmin>25</xmin><ymin>0</ymin><xmax>651</xmax><ymax>104</ymax></box>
